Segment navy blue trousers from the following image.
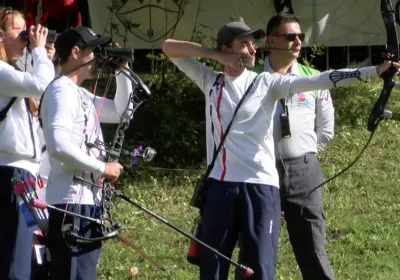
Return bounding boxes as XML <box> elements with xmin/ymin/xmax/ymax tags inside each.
<box><xmin>0</xmin><ymin>166</ymin><xmax>34</xmax><ymax>280</ymax></box>
<box><xmin>46</xmin><ymin>204</ymin><xmax>102</xmax><ymax>280</ymax></box>
<box><xmin>199</xmin><ymin>179</ymin><xmax>281</xmax><ymax>280</ymax></box>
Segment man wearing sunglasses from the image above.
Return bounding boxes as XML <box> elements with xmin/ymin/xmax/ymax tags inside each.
<box><xmin>237</xmin><ymin>13</ymin><xmax>336</xmax><ymax>280</ymax></box>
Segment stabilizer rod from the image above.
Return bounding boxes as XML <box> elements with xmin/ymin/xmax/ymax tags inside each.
<box><xmin>114</xmin><ymin>190</ymin><xmax>254</xmax><ymax>278</ymax></box>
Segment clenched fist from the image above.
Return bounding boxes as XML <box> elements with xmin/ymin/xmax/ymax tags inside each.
<box><xmin>103</xmin><ymin>162</ymin><xmax>123</xmax><ymax>182</ymax></box>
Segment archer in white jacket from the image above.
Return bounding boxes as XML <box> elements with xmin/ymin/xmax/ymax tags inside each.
<box><xmin>40</xmin><ymin>26</ymin><xmax>133</xmax><ymax>280</ymax></box>
<box><xmin>0</xmin><ymin>8</ymin><xmax>55</xmax><ymax>280</ymax></box>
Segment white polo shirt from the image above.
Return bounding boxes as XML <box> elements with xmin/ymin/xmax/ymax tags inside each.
<box><xmin>40</xmin><ymin>71</ymin><xmax>133</xmax><ymax>205</ymax></box>
<box><xmin>170</xmin><ymin>57</ymin><xmax>377</xmax><ymax>188</ymax></box>
<box><xmin>264</xmin><ymin>58</ymin><xmax>335</xmax><ymax>159</ymax></box>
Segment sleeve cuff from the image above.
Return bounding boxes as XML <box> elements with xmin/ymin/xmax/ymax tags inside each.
<box><xmin>369</xmin><ymin>66</ymin><xmax>379</xmax><ymax>78</ymax></box>
<box><xmin>31</xmin><ymin>47</ymin><xmax>48</xmax><ymax>60</ymax></box>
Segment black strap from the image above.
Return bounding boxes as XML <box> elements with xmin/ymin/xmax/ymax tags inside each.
<box><xmin>38</xmin><ymin>76</ymin><xmax>63</xmax><ymax>129</ymax></box>
<box><xmin>279</xmin><ymin>98</ymin><xmax>285</xmax><ymax>109</ymax></box>
<box><xmin>204</xmin><ymin>73</ymin><xmax>260</xmax><ymax>179</ymax></box>
<box><xmin>0</xmin><ymin>97</ymin><xmax>17</xmax><ymax>122</ymax></box>
<box><xmin>209</xmin><ymin>73</ymin><xmax>224</xmax><ymax>155</ymax></box>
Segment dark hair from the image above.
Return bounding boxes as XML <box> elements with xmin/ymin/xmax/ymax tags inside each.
<box><xmin>266</xmin><ymin>13</ymin><xmax>300</xmax><ymax>36</ymax></box>
<box><xmin>57</xmin><ymin>51</ymin><xmax>70</xmax><ymax>65</ymax></box>
<box><xmin>56</xmin><ymin>45</ymin><xmax>87</xmax><ymax>65</ymax></box>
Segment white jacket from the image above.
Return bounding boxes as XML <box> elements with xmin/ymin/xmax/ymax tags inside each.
<box><xmin>41</xmin><ymin>73</ymin><xmax>133</xmax><ymax>205</ymax></box>
<box><xmin>0</xmin><ymin>47</ymin><xmax>55</xmax><ymax>176</ymax></box>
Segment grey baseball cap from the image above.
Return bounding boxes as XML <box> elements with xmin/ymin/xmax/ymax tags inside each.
<box><xmin>216</xmin><ymin>21</ymin><xmax>265</xmax><ymax>50</ymax></box>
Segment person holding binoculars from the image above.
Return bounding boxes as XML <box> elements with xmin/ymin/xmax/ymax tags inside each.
<box><xmin>0</xmin><ymin>7</ymin><xmax>55</xmax><ymax>280</ymax></box>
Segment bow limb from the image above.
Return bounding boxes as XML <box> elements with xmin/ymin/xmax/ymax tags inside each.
<box><xmin>367</xmin><ymin>0</ymin><xmax>399</xmax><ymax>132</ymax></box>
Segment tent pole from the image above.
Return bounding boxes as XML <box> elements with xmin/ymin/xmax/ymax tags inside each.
<box><xmin>368</xmin><ymin>45</ymin><xmax>372</xmax><ymax>65</ymax></box>
<box><xmin>326</xmin><ymin>47</ymin><xmax>329</xmax><ymax>70</ymax></box>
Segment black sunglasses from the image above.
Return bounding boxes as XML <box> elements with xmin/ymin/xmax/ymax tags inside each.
<box><xmin>272</xmin><ymin>33</ymin><xmax>305</xmax><ymax>42</ymax></box>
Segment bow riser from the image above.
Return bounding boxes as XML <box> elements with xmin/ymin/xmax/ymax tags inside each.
<box><xmin>96</xmin><ymin>66</ymin><xmax>152</xmax><ymax>244</ymax></box>
<box><xmin>368</xmin><ymin>0</ymin><xmax>399</xmax><ymax>132</ymax></box>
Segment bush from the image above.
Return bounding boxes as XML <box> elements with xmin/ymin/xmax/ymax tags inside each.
<box><xmin>90</xmin><ymin>54</ymin><xmax>214</xmax><ymax>169</ymax></box>
<box><xmin>330</xmin><ymin>79</ymin><xmax>400</xmax><ymax>128</ymax></box>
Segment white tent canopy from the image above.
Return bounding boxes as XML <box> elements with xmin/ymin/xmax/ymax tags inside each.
<box><xmin>87</xmin><ymin>0</ymin><xmax>394</xmax><ymax>49</ymax></box>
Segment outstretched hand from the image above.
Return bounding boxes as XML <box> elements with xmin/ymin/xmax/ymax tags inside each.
<box><xmin>376</xmin><ymin>60</ymin><xmax>400</xmax><ymax>76</ymax></box>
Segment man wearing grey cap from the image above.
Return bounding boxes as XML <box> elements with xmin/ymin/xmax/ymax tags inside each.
<box><xmin>162</xmin><ymin>20</ymin><xmax>399</xmax><ymax>280</ymax></box>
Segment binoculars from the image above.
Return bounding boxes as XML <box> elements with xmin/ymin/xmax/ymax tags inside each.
<box><xmin>19</xmin><ymin>29</ymin><xmax>59</xmax><ymax>43</ymax></box>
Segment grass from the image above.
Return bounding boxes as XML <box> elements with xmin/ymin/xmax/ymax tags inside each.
<box><xmin>95</xmin><ymin>80</ymin><xmax>400</xmax><ymax>280</ymax></box>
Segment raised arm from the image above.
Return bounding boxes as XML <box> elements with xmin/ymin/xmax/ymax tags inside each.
<box><xmin>162</xmin><ymin>39</ymin><xmax>221</xmax><ymax>59</ymax></box>
<box><xmin>266</xmin><ymin>60</ymin><xmax>400</xmax><ymax>101</ymax></box>
<box><xmin>0</xmin><ymin>47</ymin><xmax>55</xmax><ymax>97</ymax></box>
<box><xmin>265</xmin><ymin>66</ymin><xmax>378</xmax><ymax>101</ymax></box>
<box><xmin>162</xmin><ymin>39</ymin><xmax>219</xmax><ymax>93</ymax></box>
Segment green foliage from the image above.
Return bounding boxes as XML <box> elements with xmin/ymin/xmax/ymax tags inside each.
<box><xmin>330</xmin><ymin>79</ymin><xmax>400</xmax><ymax>127</ymax></box>
<box><xmin>92</xmin><ymin>19</ymin><xmax>222</xmax><ymax>168</ymax></box>
<box><xmin>301</xmin><ymin>43</ymin><xmax>326</xmax><ymax>68</ymax></box>
<box><xmin>127</xmin><ymin>53</ymin><xmax>208</xmax><ymax>168</ymax></box>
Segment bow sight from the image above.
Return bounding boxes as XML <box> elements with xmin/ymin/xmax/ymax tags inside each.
<box><xmin>130</xmin><ymin>145</ymin><xmax>157</xmax><ymax>167</ymax></box>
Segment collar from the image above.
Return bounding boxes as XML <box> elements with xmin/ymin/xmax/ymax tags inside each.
<box><xmin>263</xmin><ymin>56</ymin><xmax>300</xmax><ymax>77</ymax></box>
<box><xmin>58</xmin><ymin>75</ymin><xmax>80</xmax><ymax>90</ymax></box>
<box><xmin>224</xmin><ymin>68</ymin><xmax>249</xmax><ymax>80</ymax></box>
